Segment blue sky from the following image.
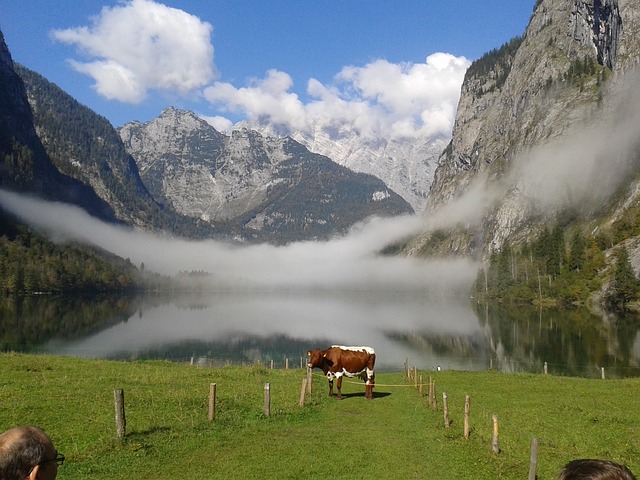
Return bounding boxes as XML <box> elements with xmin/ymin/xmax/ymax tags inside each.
<box><xmin>1</xmin><ymin>1</ymin><xmax>534</xmax><ymax>134</ymax></box>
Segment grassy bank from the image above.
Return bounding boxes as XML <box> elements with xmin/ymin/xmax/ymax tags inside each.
<box><xmin>1</xmin><ymin>353</ymin><xmax>639</xmax><ymax>479</ymax></box>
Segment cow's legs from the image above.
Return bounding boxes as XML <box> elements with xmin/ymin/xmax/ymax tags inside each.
<box><xmin>365</xmin><ymin>369</ymin><xmax>375</xmax><ymax>399</ymax></box>
<box><xmin>336</xmin><ymin>376</ymin><xmax>343</xmax><ymax>399</ymax></box>
<box><xmin>328</xmin><ymin>379</ymin><xmax>334</xmax><ymax>397</ymax></box>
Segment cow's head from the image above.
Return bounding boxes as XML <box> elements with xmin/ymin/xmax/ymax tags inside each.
<box><xmin>307</xmin><ymin>349</ymin><xmax>324</xmax><ymax>369</ymax></box>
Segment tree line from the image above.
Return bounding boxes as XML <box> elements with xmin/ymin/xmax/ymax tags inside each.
<box><xmin>0</xmin><ymin>210</ymin><xmax>145</xmax><ymax>294</ymax></box>
<box><xmin>465</xmin><ymin>35</ymin><xmax>524</xmax><ymax>96</ymax></box>
<box><xmin>0</xmin><ymin>233</ymin><xmax>139</xmax><ymax>295</ymax></box>
<box><xmin>473</xmin><ymin>222</ymin><xmax>640</xmax><ymax>312</ymax></box>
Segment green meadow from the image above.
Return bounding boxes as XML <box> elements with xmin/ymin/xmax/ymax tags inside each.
<box><xmin>1</xmin><ymin>353</ymin><xmax>639</xmax><ymax>479</ymax></box>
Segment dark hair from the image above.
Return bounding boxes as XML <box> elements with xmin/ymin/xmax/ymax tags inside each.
<box><xmin>559</xmin><ymin>459</ymin><xmax>637</xmax><ymax>480</ymax></box>
<box><xmin>0</xmin><ymin>426</ymin><xmax>50</xmax><ymax>480</ymax></box>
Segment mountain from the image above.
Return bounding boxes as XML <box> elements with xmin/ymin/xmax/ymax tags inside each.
<box><xmin>0</xmin><ymin>31</ymin><xmax>115</xmax><ymax>221</ymax></box>
<box><xmin>119</xmin><ymin>108</ymin><xmax>413</xmax><ymax>243</ymax></box>
<box><xmin>13</xmin><ymin>64</ymin><xmax>219</xmax><ymax>237</ymax></box>
<box><xmin>15</xmin><ymin>64</ymin><xmax>149</xmax><ymax>225</ymax></box>
<box><xmin>0</xmin><ymin>30</ymin><xmax>153</xmax><ymax>294</ymax></box>
<box><xmin>237</xmin><ymin>121</ymin><xmax>446</xmax><ymax>213</ymax></box>
<box><xmin>407</xmin><ymin>0</ymin><xmax>640</xmax><ymax>259</ymax></box>
<box><xmin>2</xmin><ymin>26</ymin><xmax>411</xmax><ymax>245</ymax></box>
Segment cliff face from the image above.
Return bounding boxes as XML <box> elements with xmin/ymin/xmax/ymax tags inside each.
<box><xmin>414</xmin><ymin>0</ymin><xmax>640</xmax><ymax>258</ymax></box>
<box><xmin>0</xmin><ymin>31</ymin><xmax>118</xmax><ymax>221</ymax></box>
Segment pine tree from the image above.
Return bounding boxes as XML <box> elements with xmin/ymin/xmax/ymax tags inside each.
<box><xmin>607</xmin><ymin>245</ymin><xmax>640</xmax><ymax>310</ymax></box>
<box><xmin>569</xmin><ymin>232</ymin><xmax>586</xmax><ymax>272</ymax></box>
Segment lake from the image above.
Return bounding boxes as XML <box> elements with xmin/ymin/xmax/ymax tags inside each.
<box><xmin>2</xmin><ymin>291</ymin><xmax>640</xmax><ymax>378</ymax></box>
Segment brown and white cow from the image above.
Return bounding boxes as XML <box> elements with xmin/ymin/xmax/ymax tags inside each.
<box><xmin>307</xmin><ymin>345</ymin><xmax>376</xmax><ymax>399</ymax></box>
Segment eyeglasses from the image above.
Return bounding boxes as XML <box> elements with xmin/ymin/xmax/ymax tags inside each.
<box><xmin>28</xmin><ymin>453</ymin><xmax>65</xmax><ymax>475</ymax></box>
<box><xmin>43</xmin><ymin>453</ymin><xmax>65</xmax><ymax>467</ymax></box>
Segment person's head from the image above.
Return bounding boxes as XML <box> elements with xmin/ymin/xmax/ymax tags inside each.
<box><xmin>0</xmin><ymin>426</ymin><xmax>63</xmax><ymax>480</ymax></box>
<box><xmin>559</xmin><ymin>459</ymin><xmax>637</xmax><ymax>480</ymax></box>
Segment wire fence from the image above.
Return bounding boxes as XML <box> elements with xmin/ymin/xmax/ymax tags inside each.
<box><xmin>177</xmin><ymin>353</ymin><xmax>640</xmax><ymax>380</ymax></box>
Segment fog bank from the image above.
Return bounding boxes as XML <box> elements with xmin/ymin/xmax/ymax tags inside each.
<box><xmin>0</xmin><ymin>189</ymin><xmax>478</xmax><ymax>293</ymax></box>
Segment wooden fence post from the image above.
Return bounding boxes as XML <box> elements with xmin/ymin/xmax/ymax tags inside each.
<box><xmin>432</xmin><ymin>382</ymin><xmax>437</xmax><ymax>410</ymax></box>
<box><xmin>404</xmin><ymin>358</ymin><xmax>408</xmax><ymax>380</ymax></box>
<box><xmin>263</xmin><ymin>383</ymin><xmax>271</xmax><ymax>417</ymax></box>
<box><xmin>544</xmin><ymin>361</ymin><xmax>548</xmax><ymax>375</ymax></box>
<box><xmin>528</xmin><ymin>437</ymin><xmax>539</xmax><ymax>480</ymax></box>
<box><xmin>464</xmin><ymin>395</ymin><xmax>471</xmax><ymax>439</ymax></box>
<box><xmin>114</xmin><ymin>389</ymin><xmax>126</xmax><ymax>440</ymax></box>
<box><xmin>419</xmin><ymin>375</ymin><xmax>424</xmax><ymax>397</ymax></box>
<box><xmin>306</xmin><ymin>367</ymin><xmax>312</xmax><ymax>394</ymax></box>
<box><xmin>270</xmin><ymin>359</ymin><xmax>274</xmax><ymax>369</ymax></box>
<box><xmin>285</xmin><ymin>358</ymin><xmax>289</xmax><ymax>370</ymax></box>
<box><xmin>299</xmin><ymin>378</ymin><xmax>307</xmax><ymax>406</ymax></box>
<box><xmin>443</xmin><ymin>392</ymin><xmax>450</xmax><ymax>429</ymax></box>
<box><xmin>208</xmin><ymin>383</ymin><xmax>217</xmax><ymax>422</ymax></box>
<box><xmin>413</xmin><ymin>366</ymin><xmax>418</xmax><ymax>387</ymax></box>
<box><xmin>491</xmin><ymin>414</ymin><xmax>500</xmax><ymax>453</ymax></box>
<box><xmin>428</xmin><ymin>376</ymin><xmax>434</xmax><ymax>406</ymax></box>
<box><xmin>601</xmin><ymin>367</ymin><xmax>605</xmax><ymax>379</ymax></box>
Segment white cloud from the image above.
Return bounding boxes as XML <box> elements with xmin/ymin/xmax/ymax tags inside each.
<box><xmin>204</xmin><ymin>69</ymin><xmax>310</xmax><ymax>131</ymax></box>
<box><xmin>51</xmin><ymin>1</ymin><xmax>467</xmax><ymax>141</ymax></box>
<box><xmin>200</xmin><ymin>114</ymin><xmax>233</xmax><ymax>133</ymax></box>
<box><xmin>204</xmin><ymin>53</ymin><xmax>469</xmax><ymax>140</ymax></box>
<box><xmin>51</xmin><ymin>0</ymin><xmax>216</xmax><ymax>103</ymax></box>
<box><xmin>68</xmin><ymin>59</ymin><xmax>145</xmax><ymax>104</ymax></box>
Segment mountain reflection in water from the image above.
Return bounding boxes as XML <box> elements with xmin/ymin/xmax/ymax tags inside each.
<box><xmin>2</xmin><ymin>292</ymin><xmax>640</xmax><ymax>377</ymax></box>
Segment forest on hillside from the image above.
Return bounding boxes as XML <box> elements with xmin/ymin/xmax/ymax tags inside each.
<box><xmin>473</xmin><ymin>212</ymin><xmax>640</xmax><ymax>312</ymax></box>
<box><xmin>0</xmin><ymin>211</ymin><xmax>155</xmax><ymax>295</ymax></box>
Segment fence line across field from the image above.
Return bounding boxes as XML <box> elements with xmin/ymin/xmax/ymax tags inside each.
<box><xmin>107</xmin><ymin>359</ymin><xmax>588</xmax><ymax>480</ymax></box>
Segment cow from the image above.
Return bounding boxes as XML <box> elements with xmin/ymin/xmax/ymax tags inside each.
<box><xmin>307</xmin><ymin>345</ymin><xmax>376</xmax><ymax>399</ymax></box>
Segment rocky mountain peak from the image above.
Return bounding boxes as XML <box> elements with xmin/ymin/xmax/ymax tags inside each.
<box><xmin>157</xmin><ymin>106</ymin><xmax>211</xmax><ymax>130</ymax></box>
<box><xmin>0</xmin><ymin>30</ymin><xmax>12</xmax><ymax>67</ymax></box>
<box><xmin>121</xmin><ymin>107</ymin><xmax>226</xmax><ymax>162</ymax></box>
<box><xmin>120</xmin><ymin>108</ymin><xmax>412</xmax><ymax>243</ymax></box>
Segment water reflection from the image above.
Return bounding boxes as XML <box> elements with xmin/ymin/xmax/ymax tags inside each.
<box><xmin>38</xmin><ymin>291</ymin><xmax>483</xmax><ymax>372</ymax></box>
<box><xmin>2</xmin><ymin>292</ymin><xmax>640</xmax><ymax>377</ymax></box>
<box><xmin>477</xmin><ymin>303</ymin><xmax>640</xmax><ymax>378</ymax></box>
<box><xmin>0</xmin><ymin>294</ymin><xmax>135</xmax><ymax>350</ymax></box>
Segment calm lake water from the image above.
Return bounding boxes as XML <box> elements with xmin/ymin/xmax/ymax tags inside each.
<box><xmin>2</xmin><ymin>291</ymin><xmax>640</xmax><ymax>378</ymax></box>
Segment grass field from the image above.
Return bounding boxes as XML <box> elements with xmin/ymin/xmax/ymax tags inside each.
<box><xmin>1</xmin><ymin>353</ymin><xmax>639</xmax><ymax>479</ymax></box>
